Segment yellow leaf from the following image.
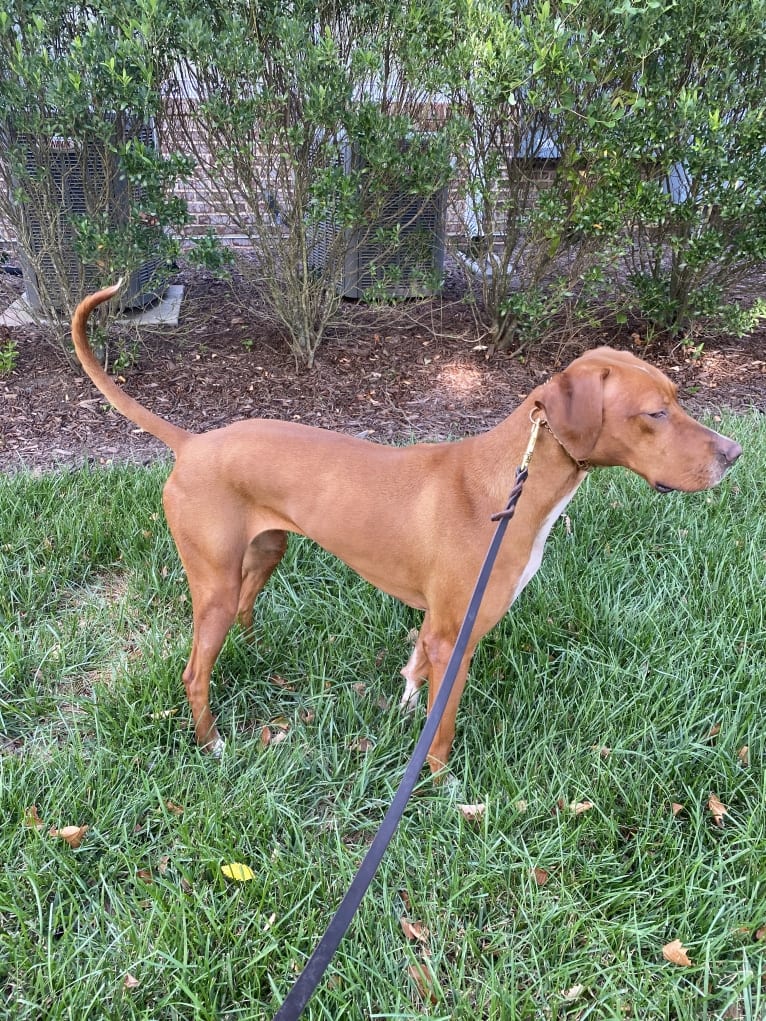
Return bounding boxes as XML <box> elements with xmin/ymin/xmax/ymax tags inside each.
<box><xmin>221</xmin><ymin>862</ymin><xmax>255</xmax><ymax>882</ymax></box>
<box><xmin>662</xmin><ymin>939</ymin><xmax>692</xmax><ymax>967</ymax></box>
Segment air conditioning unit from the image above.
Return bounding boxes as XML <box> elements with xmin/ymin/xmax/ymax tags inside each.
<box><xmin>309</xmin><ymin>137</ymin><xmax>447</xmax><ymax>300</ymax></box>
<box><xmin>12</xmin><ymin>119</ymin><xmax>160</xmax><ymax>312</ymax></box>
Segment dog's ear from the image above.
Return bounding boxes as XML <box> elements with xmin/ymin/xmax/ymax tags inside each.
<box><xmin>538</xmin><ymin>364</ymin><xmax>610</xmax><ymax>461</ymax></box>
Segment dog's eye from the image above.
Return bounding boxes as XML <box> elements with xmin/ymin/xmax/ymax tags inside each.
<box><xmin>646</xmin><ymin>409</ymin><xmax>668</xmax><ymax>421</ymax></box>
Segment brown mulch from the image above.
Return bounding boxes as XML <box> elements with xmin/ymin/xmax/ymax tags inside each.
<box><xmin>1</xmin><ymin>266</ymin><xmax>764</xmax><ymax>474</ymax></box>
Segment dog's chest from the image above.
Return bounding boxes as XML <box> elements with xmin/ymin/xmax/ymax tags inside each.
<box><xmin>508</xmin><ymin>481</ymin><xmax>584</xmax><ymax>607</ymax></box>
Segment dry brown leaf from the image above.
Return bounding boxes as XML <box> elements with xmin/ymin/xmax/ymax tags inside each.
<box><xmin>458</xmin><ymin>802</ymin><xmax>486</xmax><ymax>823</ymax></box>
<box><xmin>531</xmin><ymin>867</ymin><xmax>550</xmax><ymax>887</ymax></box>
<box><xmin>662</xmin><ymin>939</ymin><xmax>692</xmax><ymax>967</ymax></box>
<box><xmin>165</xmin><ymin>800</ymin><xmax>184</xmax><ymax>815</ymax></box>
<box><xmin>269</xmin><ymin>674</ymin><xmax>295</xmax><ymax>691</ymax></box>
<box><xmin>349</xmin><ymin>736</ymin><xmax>374</xmax><ymax>753</ymax></box>
<box><xmin>158</xmin><ymin>855</ymin><xmax>170</xmax><ymax>875</ymax></box>
<box><xmin>708</xmin><ymin>793</ymin><xmax>729</xmax><ymax>827</ymax></box>
<box><xmin>400</xmin><ymin>917</ymin><xmax>429</xmax><ymax>942</ymax></box>
<box><xmin>124</xmin><ymin>973</ymin><xmax>140</xmax><ymax>990</ymax></box>
<box><xmin>707</xmin><ymin>723</ymin><xmax>721</xmax><ymax>740</ymax></box>
<box><xmin>755</xmin><ymin>926</ymin><xmax>766</xmax><ymax>942</ymax></box>
<box><xmin>300</xmin><ymin>709</ymin><xmax>315</xmax><ymax>724</ymax></box>
<box><xmin>136</xmin><ymin>868</ymin><xmax>153</xmax><ymax>884</ymax></box>
<box><xmin>737</xmin><ymin>745</ymin><xmax>749</xmax><ymax>767</ymax></box>
<box><xmin>352</xmin><ymin>682</ymin><xmax>367</xmax><ymax>696</ymax></box>
<box><xmin>23</xmin><ymin>805</ymin><xmax>45</xmax><ymax>830</ymax></box>
<box><xmin>260</xmin><ymin>725</ymin><xmax>272</xmax><ymax>748</ymax></box>
<box><xmin>570</xmin><ymin>800</ymin><xmax>594</xmax><ymax>816</ymax></box>
<box><xmin>592</xmin><ymin>745</ymin><xmax>611</xmax><ymax>758</ymax></box>
<box><xmin>49</xmin><ymin>824</ymin><xmax>89</xmax><ymax>848</ymax></box>
<box><xmin>408</xmin><ymin>962</ymin><xmax>438</xmax><ymax>1005</ymax></box>
<box><xmin>671</xmin><ymin>802</ymin><xmax>685</xmax><ymax>816</ymax></box>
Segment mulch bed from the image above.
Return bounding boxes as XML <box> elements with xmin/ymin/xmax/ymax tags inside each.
<box><xmin>1</xmin><ymin>267</ymin><xmax>764</xmax><ymax>474</ymax></box>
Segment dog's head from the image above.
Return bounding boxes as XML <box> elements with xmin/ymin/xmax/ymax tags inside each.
<box><xmin>538</xmin><ymin>348</ymin><xmax>741</xmax><ymax>492</ymax></box>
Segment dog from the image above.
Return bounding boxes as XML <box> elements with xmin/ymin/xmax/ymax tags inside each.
<box><xmin>72</xmin><ymin>284</ymin><xmax>741</xmax><ymax>773</ymax></box>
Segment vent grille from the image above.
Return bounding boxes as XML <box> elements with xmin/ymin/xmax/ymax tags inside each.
<box><xmin>13</xmin><ymin>120</ymin><xmax>160</xmax><ymax>311</ymax></box>
<box><xmin>309</xmin><ymin>138</ymin><xmax>447</xmax><ymax>300</ymax></box>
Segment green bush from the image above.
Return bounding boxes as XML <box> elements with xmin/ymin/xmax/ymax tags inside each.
<box><xmin>0</xmin><ymin>1</ymin><xmax>193</xmax><ymax>340</ymax></box>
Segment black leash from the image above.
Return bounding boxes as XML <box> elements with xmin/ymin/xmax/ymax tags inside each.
<box><xmin>273</xmin><ymin>416</ymin><xmax>542</xmax><ymax>1021</ymax></box>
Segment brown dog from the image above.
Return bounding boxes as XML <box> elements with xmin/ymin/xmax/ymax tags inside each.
<box><xmin>72</xmin><ymin>284</ymin><xmax>741</xmax><ymax>772</ymax></box>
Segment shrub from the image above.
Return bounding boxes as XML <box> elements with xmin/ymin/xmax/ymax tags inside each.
<box><xmin>0</xmin><ymin>1</ymin><xmax>193</xmax><ymax>345</ymax></box>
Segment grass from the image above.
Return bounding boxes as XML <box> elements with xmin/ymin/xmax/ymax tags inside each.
<box><xmin>0</xmin><ymin>412</ymin><xmax>764</xmax><ymax>1020</ymax></box>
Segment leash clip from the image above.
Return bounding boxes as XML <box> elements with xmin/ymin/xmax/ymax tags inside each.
<box><xmin>520</xmin><ymin>408</ymin><xmax>544</xmax><ymax>472</ymax></box>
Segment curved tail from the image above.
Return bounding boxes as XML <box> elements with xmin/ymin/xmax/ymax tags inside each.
<box><xmin>71</xmin><ymin>282</ymin><xmax>190</xmax><ymax>454</ymax></box>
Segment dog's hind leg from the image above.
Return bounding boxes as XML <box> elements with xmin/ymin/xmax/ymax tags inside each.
<box><xmin>236</xmin><ymin>529</ymin><xmax>288</xmax><ymax>635</ymax></box>
<box><xmin>400</xmin><ymin>626</ymin><xmax>430</xmax><ymax>713</ymax></box>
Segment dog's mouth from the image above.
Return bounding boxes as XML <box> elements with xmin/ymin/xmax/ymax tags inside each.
<box><xmin>653</xmin><ymin>481</ymin><xmax>676</xmax><ymax>494</ymax></box>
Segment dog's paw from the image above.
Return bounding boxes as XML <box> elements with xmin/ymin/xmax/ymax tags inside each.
<box><xmin>205</xmin><ymin>736</ymin><xmax>226</xmax><ymax>759</ymax></box>
<box><xmin>399</xmin><ymin>684</ymin><xmax>421</xmax><ymax>715</ymax></box>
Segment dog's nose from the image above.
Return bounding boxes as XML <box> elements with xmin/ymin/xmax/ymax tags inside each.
<box><xmin>722</xmin><ymin>438</ymin><xmax>743</xmax><ymax>466</ymax></box>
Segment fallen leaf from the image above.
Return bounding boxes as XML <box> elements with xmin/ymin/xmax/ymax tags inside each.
<box><xmin>221</xmin><ymin>862</ymin><xmax>255</xmax><ymax>882</ymax></box>
<box><xmin>755</xmin><ymin>926</ymin><xmax>766</xmax><ymax>942</ymax></box>
<box><xmin>263</xmin><ymin>912</ymin><xmax>277</xmax><ymax>932</ymax></box>
<box><xmin>570</xmin><ymin>800</ymin><xmax>594</xmax><ymax>816</ymax></box>
<box><xmin>124</xmin><ymin>973</ymin><xmax>140</xmax><ymax>990</ymax></box>
<box><xmin>300</xmin><ymin>709</ymin><xmax>315</xmax><ymax>724</ymax></box>
<box><xmin>592</xmin><ymin>745</ymin><xmax>611</xmax><ymax>758</ymax></box>
<box><xmin>23</xmin><ymin>805</ymin><xmax>45</xmax><ymax>830</ymax></box>
<box><xmin>400</xmin><ymin>917</ymin><xmax>429</xmax><ymax>942</ymax></box>
<box><xmin>708</xmin><ymin>793</ymin><xmax>728</xmax><ymax>827</ymax></box>
<box><xmin>260</xmin><ymin>726</ymin><xmax>272</xmax><ymax>747</ymax></box>
<box><xmin>158</xmin><ymin>855</ymin><xmax>170</xmax><ymax>875</ymax></box>
<box><xmin>671</xmin><ymin>802</ymin><xmax>684</xmax><ymax>816</ymax></box>
<box><xmin>562</xmin><ymin>984</ymin><xmax>585</xmax><ymax>1002</ymax></box>
<box><xmin>269</xmin><ymin>674</ymin><xmax>295</xmax><ymax>690</ymax></box>
<box><xmin>531</xmin><ymin>867</ymin><xmax>550</xmax><ymax>887</ymax></box>
<box><xmin>515</xmin><ymin>799</ymin><xmax>528</xmax><ymax>813</ymax></box>
<box><xmin>707</xmin><ymin>723</ymin><xmax>721</xmax><ymax>740</ymax></box>
<box><xmin>349</xmin><ymin>736</ymin><xmax>374</xmax><ymax>753</ymax></box>
<box><xmin>136</xmin><ymin>868</ymin><xmax>153</xmax><ymax>883</ymax></box>
<box><xmin>458</xmin><ymin>802</ymin><xmax>486</xmax><ymax>823</ymax></box>
<box><xmin>149</xmin><ymin>708</ymin><xmax>178</xmax><ymax>720</ymax></box>
<box><xmin>49</xmin><ymin>824</ymin><xmax>89</xmax><ymax>848</ymax></box>
<box><xmin>352</xmin><ymin>682</ymin><xmax>367</xmax><ymax>696</ymax></box>
<box><xmin>165</xmin><ymin>800</ymin><xmax>184</xmax><ymax>815</ymax></box>
<box><xmin>408</xmin><ymin>962</ymin><xmax>438</xmax><ymax>1005</ymax></box>
<box><xmin>662</xmin><ymin>939</ymin><xmax>692</xmax><ymax>966</ymax></box>
<box><xmin>737</xmin><ymin>745</ymin><xmax>749</xmax><ymax>767</ymax></box>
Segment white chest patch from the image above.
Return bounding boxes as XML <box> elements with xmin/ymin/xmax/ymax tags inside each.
<box><xmin>509</xmin><ymin>480</ymin><xmax>585</xmax><ymax>606</ymax></box>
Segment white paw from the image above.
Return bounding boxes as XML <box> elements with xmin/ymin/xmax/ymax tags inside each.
<box><xmin>207</xmin><ymin>736</ymin><xmax>226</xmax><ymax>758</ymax></box>
<box><xmin>399</xmin><ymin>682</ymin><xmax>421</xmax><ymax>714</ymax></box>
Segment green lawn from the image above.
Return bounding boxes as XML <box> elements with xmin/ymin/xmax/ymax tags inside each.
<box><xmin>1</xmin><ymin>413</ymin><xmax>764</xmax><ymax>1020</ymax></box>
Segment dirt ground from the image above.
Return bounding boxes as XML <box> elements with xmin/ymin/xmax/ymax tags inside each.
<box><xmin>1</xmin><ymin>265</ymin><xmax>764</xmax><ymax>474</ymax></box>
